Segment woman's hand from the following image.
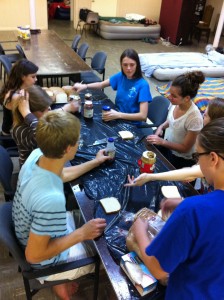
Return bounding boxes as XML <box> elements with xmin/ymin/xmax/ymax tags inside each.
<box><xmin>62</xmin><ymin>100</ymin><xmax>79</xmax><ymax>113</ymax></box>
<box><xmin>146</xmin><ymin>134</ymin><xmax>164</xmax><ymax>146</ymax></box>
<box><xmin>132</xmin><ymin>218</ymin><xmax>149</xmax><ymax>240</ymax></box>
<box><xmin>18</xmin><ymin>90</ymin><xmax>31</xmax><ymax>117</ymax></box>
<box><xmin>155</xmin><ymin>127</ymin><xmax>164</xmax><ymax>137</ymax></box>
<box><xmin>124</xmin><ymin>174</ymin><xmax>153</xmax><ymax>187</ymax></box>
<box><xmin>160</xmin><ymin>197</ymin><xmax>183</xmax><ymax>219</ymax></box>
<box><xmin>102</xmin><ymin>109</ymin><xmax>121</xmax><ymax>121</ymax></box>
<box><xmin>73</xmin><ymin>83</ymin><xmax>87</xmax><ymax>93</ymax></box>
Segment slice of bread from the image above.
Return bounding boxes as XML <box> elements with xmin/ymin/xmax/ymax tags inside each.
<box><xmin>118</xmin><ymin>130</ymin><xmax>134</xmax><ymax>140</ymax></box>
<box><xmin>100</xmin><ymin>197</ymin><xmax>121</xmax><ymax>214</ymax></box>
<box><xmin>161</xmin><ymin>186</ymin><xmax>181</xmax><ymax>198</ymax></box>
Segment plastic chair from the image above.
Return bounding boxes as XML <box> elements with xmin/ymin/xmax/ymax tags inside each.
<box><xmin>77</xmin><ymin>42</ymin><xmax>89</xmax><ymax>61</ymax></box>
<box><xmin>77</xmin><ymin>11</ymin><xmax>99</xmax><ymax>36</ymax></box>
<box><xmin>137</xmin><ymin>96</ymin><xmax>170</xmax><ymax>137</ymax></box>
<box><xmin>16</xmin><ymin>44</ymin><xmax>26</xmax><ymax>58</ymax></box>
<box><xmin>0</xmin><ymin>201</ymin><xmax>100</xmax><ymax>300</ymax></box>
<box><xmin>70</xmin><ymin>51</ymin><xmax>107</xmax><ymax>84</ymax></box>
<box><xmin>71</xmin><ymin>34</ymin><xmax>81</xmax><ymax>52</ymax></box>
<box><xmin>0</xmin><ymin>145</ymin><xmax>17</xmax><ymax>201</ymax></box>
<box><xmin>0</xmin><ymin>55</ymin><xmax>12</xmax><ymax>82</ymax></box>
<box><xmin>194</xmin><ymin>5</ymin><xmax>214</xmax><ymax>43</ymax></box>
<box><xmin>0</xmin><ymin>43</ymin><xmax>21</xmax><ymax>79</ymax></box>
<box><xmin>82</xmin><ymin>12</ymin><xmax>99</xmax><ymax>36</ymax></box>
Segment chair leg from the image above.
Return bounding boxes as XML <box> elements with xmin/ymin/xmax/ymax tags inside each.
<box><xmin>207</xmin><ymin>29</ymin><xmax>210</xmax><ymax>43</ymax></box>
<box><xmin>23</xmin><ymin>277</ymin><xmax>33</xmax><ymax>300</ymax></box>
<box><xmin>93</xmin><ymin>256</ymin><xmax>100</xmax><ymax>300</ymax></box>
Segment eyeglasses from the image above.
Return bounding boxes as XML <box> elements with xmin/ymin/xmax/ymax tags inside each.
<box><xmin>192</xmin><ymin>151</ymin><xmax>224</xmax><ymax>163</ymax></box>
<box><xmin>192</xmin><ymin>152</ymin><xmax>210</xmax><ymax>162</ymax></box>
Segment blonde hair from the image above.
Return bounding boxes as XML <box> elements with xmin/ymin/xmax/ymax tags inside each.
<box><xmin>13</xmin><ymin>85</ymin><xmax>53</xmax><ymax>127</ymax></box>
<box><xmin>36</xmin><ymin>110</ymin><xmax>81</xmax><ymax>158</ymax></box>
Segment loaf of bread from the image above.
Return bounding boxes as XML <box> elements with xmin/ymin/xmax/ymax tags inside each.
<box><xmin>99</xmin><ymin>197</ymin><xmax>121</xmax><ymax>214</ymax></box>
<box><xmin>55</xmin><ymin>92</ymin><xmax>68</xmax><ymax>103</ymax></box>
<box><xmin>126</xmin><ymin>208</ymin><xmax>165</xmax><ymax>259</ymax></box>
<box><xmin>62</xmin><ymin>85</ymin><xmax>74</xmax><ymax>96</ymax></box>
<box><xmin>44</xmin><ymin>89</ymin><xmax>56</xmax><ymax>102</ymax></box>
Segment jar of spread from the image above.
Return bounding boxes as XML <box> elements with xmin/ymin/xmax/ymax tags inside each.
<box><xmin>102</xmin><ymin>105</ymin><xmax>111</xmax><ymax>120</ymax></box>
<box><xmin>84</xmin><ymin>100</ymin><xmax>93</xmax><ymax>118</ymax></box>
<box><xmin>85</xmin><ymin>93</ymin><xmax>92</xmax><ymax>100</ymax></box>
<box><xmin>138</xmin><ymin>151</ymin><xmax>156</xmax><ymax>173</ymax></box>
<box><xmin>70</xmin><ymin>95</ymin><xmax>82</xmax><ymax>113</ymax></box>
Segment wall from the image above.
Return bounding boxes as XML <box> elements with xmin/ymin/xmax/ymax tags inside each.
<box><xmin>116</xmin><ymin>0</ymin><xmax>162</xmax><ymax>20</ymax></box>
<box><xmin>92</xmin><ymin>0</ymin><xmax>117</xmax><ymax>16</ymax></box>
<box><xmin>73</xmin><ymin>0</ymin><xmax>161</xmax><ymax>28</ymax></box>
<box><xmin>207</xmin><ymin>0</ymin><xmax>223</xmax><ymax>32</ymax></box>
<box><xmin>0</xmin><ymin>0</ymin><xmax>48</xmax><ymax>30</ymax></box>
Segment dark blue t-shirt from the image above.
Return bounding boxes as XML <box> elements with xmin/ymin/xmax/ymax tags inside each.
<box><xmin>146</xmin><ymin>190</ymin><xmax>224</xmax><ymax>300</ymax></box>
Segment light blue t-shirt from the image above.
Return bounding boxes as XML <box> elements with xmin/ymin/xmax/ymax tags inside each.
<box><xmin>109</xmin><ymin>72</ymin><xmax>152</xmax><ymax>114</ymax></box>
<box><xmin>12</xmin><ymin>148</ymin><xmax>69</xmax><ymax>268</ymax></box>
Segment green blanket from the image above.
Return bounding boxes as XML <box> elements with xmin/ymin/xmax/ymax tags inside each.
<box><xmin>99</xmin><ymin>16</ymin><xmax>130</xmax><ymax>23</ymax></box>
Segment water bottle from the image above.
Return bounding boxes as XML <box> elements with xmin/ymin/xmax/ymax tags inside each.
<box><xmin>106</xmin><ymin>137</ymin><xmax>116</xmax><ymax>160</ymax></box>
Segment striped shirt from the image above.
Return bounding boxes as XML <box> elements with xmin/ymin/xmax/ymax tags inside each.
<box><xmin>12</xmin><ymin>113</ymin><xmax>38</xmax><ymax>166</ymax></box>
<box><xmin>12</xmin><ymin>148</ymin><xmax>69</xmax><ymax>268</ymax></box>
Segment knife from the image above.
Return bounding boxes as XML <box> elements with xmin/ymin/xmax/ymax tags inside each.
<box><xmin>87</xmin><ymin>136</ymin><xmax>118</xmax><ymax>147</ymax></box>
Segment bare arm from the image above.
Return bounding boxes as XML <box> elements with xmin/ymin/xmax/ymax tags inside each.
<box><xmin>132</xmin><ymin>218</ymin><xmax>168</xmax><ymax>280</ymax></box>
<box><xmin>147</xmin><ymin>130</ymin><xmax>199</xmax><ymax>153</ymax></box>
<box><xmin>154</xmin><ymin>120</ymin><xmax>169</xmax><ymax>136</ymax></box>
<box><xmin>102</xmin><ymin>102</ymin><xmax>148</xmax><ymax>122</ymax></box>
<box><xmin>25</xmin><ymin>218</ymin><xmax>106</xmax><ymax>263</ymax></box>
<box><xmin>73</xmin><ymin>79</ymin><xmax>110</xmax><ymax>93</ymax></box>
<box><xmin>61</xmin><ymin>149</ymin><xmax>111</xmax><ymax>182</ymax></box>
<box><xmin>125</xmin><ymin>164</ymin><xmax>203</xmax><ymax>187</ymax></box>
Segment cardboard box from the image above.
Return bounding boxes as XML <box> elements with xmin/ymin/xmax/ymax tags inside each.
<box><xmin>120</xmin><ymin>251</ymin><xmax>157</xmax><ymax>296</ymax></box>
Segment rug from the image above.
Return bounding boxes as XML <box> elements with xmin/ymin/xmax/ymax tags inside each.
<box><xmin>156</xmin><ymin>77</ymin><xmax>224</xmax><ymax>113</ymax></box>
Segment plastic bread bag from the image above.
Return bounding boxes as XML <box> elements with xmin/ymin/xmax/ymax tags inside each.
<box><xmin>126</xmin><ymin>208</ymin><xmax>166</xmax><ymax>260</ymax></box>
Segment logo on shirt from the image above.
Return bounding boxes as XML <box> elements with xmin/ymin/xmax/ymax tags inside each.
<box><xmin>128</xmin><ymin>87</ymin><xmax>137</xmax><ymax>98</ymax></box>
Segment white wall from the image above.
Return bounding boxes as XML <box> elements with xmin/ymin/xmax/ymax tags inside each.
<box><xmin>92</xmin><ymin>0</ymin><xmax>117</xmax><ymax>16</ymax></box>
<box><xmin>0</xmin><ymin>0</ymin><xmax>48</xmax><ymax>30</ymax></box>
<box><xmin>207</xmin><ymin>0</ymin><xmax>223</xmax><ymax>32</ymax></box>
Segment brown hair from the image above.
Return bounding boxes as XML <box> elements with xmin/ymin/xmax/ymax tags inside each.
<box><xmin>207</xmin><ymin>98</ymin><xmax>224</xmax><ymax>121</ymax></box>
<box><xmin>172</xmin><ymin>71</ymin><xmax>205</xmax><ymax>99</ymax></box>
<box><xmin>36</xmin><ymin>110</ymin><xmax>81</xmax><ymax>159</ymax></box>
<box><xmin>198</xmin><ymin>117</ymin><xmax>224</xmax><ymax>155</ymax></box>
<box><xmin>120</xmin><ymin>48</ymin><xmax>142</xmax><ymax>78</ymax></box>
<box><xmin>13</xmin><ymin>85</ymin><xmax>53</xmax><ymax>127</ymax></box>
<box><xmin>0</xmin><ymin>59</ymin><xmax>38</xmax><ymax>105</ymax></box>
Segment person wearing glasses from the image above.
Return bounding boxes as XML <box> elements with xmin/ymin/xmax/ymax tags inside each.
<box><xmin>146</xmin><ymin>71</ymin><xmax>204</xmax><ymax>169</ymax></box>
<box><xmin>126</xmin><ymin>98</ymin><xmax>224</xmax><ymax>217</ymax></box>
<box><xmin>73</xmin><ymin>48</ymin><xmax>152</xmax><ymax>124</ymax></box>
<box><xmin>131</xmin><ymin>118</ymin><xmax>224</xmax><ymax>299</ymax></box>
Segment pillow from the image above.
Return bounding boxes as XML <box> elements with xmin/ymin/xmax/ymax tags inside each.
<box><xmin>125</xmin><ymin>13</ymin><xmax>145</xmax><ymax>21</ymax></box>
<box><xmin>207</xmin><ymin>50</ymin><xmax>224</xmax><ymax>65</ymax></box>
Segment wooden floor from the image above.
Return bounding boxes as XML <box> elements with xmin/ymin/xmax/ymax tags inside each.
<box><xmin>0</xmin><ymin>19</ymin><xmax>218</xmax><ymax>299</ymax></box>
